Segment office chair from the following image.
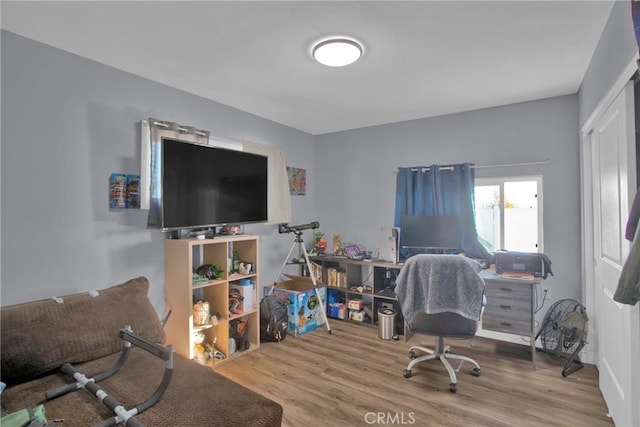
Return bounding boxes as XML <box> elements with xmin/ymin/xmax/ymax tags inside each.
<box><xmin>395</xmin><ymin>254</ymin><xmax>485</xmax><ymax>393</ymax></box>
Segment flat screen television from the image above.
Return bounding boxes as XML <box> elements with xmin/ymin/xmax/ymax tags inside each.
<box><xmin>401</xmin><ymin>215</ymin><xmax>462</xmax><ymax>249</ymax></box>
<box><xmin>161</xmin><ymin>138</ymin><xmax>268</xmax><ymax>231</ymax></box>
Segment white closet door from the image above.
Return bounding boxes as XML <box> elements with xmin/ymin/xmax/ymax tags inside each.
<box><xmin>590</xmin><ymin>81</ymin><xmax>638</xmax><ymax>427</ymax></box>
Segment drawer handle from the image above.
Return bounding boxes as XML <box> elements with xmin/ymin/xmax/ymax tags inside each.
<box><xmin>499</xmin><ymin>305</ymin><xmax>512</xmax><ymax>309</ymax></box>
<box><xmin>500</xmin><ymin>322</ymin><xmax>513</xmax><ymax>327</ymax></box>
<box><xmin>500</xmin><ymin>288</ymin><xmax>513</xmax><ymax>292</ymax></box>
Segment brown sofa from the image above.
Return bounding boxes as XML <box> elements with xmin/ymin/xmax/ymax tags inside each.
<box><xmin>1</xmin><ymin>277</ymin><xmax>282</xmax><ymax>426</ymax></box>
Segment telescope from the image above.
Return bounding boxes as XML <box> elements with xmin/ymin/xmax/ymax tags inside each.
<box><xmin>278</xmin><ymin>221</ymin><xmax>320</xmax><ymax>234</ymax></box>
<box><xmin>273</xmin><ymin>219</ymin><xmax>332</xmax><ymax>334</ymax></box>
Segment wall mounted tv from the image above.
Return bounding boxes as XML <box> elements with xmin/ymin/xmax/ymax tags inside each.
<box><xmin>161</xmin><ymin>138</ymin><xmax>268</xmax><ymax>231</ymax></box>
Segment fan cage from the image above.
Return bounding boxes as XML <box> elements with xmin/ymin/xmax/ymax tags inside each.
<box><xmin>539</xmin><ymin>299</ymin><xmax>588</xmax><ymax>360</ymax></box>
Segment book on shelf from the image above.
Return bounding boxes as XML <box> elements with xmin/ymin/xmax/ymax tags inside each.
<box><xmin>311</xmin><ymin>262</ymin><xmax>323</xmax><ymax>282</ymax></box>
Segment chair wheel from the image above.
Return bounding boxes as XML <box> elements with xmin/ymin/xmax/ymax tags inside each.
<box><xmin>471</xmin><ymin>367</ymin><xmax>481</xmax><ymax>377</ymax></box>
<box><xmin>449</xmin><ymin>383</ymin><xmax>457</xmax><ymax>393</ymax></box>
<box><xmin>408</xmin><ymin>350</ymin><xmax>417</xmax><ymax>359</ymax></box>
<box><xmin>403</xmin><ymin>369</ymin><xmax>412</xmax><ymax>378</ymax></box>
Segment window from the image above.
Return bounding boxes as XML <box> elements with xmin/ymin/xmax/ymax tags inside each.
<box><xmin>474</xmin><ymin>176</ymin><xmax>543</xmax><ymax>253</ymax></box>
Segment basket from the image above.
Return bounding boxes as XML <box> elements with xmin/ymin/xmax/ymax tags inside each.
<box><xmin>193</xmin><ymin>301</ymin><xmax>210</xmax><ymax>326</ymax></box>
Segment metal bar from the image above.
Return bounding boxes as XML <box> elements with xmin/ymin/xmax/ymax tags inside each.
<box><xmin>397</xmin><ymin>159</ymin><xmax>551</xmax><ymax>173</ymax></box>
<box><xmin>119</xmin><ymin>329</ymin><xmax>171</xmax><ymax>361</ymax></box>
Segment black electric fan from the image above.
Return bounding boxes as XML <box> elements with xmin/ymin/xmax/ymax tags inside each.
<box><xmin>536</xmin><ymin>299</ymin><xmax>589</xmax><ymax>377</ymax></box>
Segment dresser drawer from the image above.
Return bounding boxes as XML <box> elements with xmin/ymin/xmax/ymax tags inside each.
<box><xmin>482</xmin><ymin>297</ymin><xmax>533</xmax><ymax>335</ymax></box>
<box><xmin>482</xmin><ymin>315</ymin><xmax>532</xmax><ymax>335</ymax></box>
<box><xmin>484</xmin><ymin>280</ymin><xmax>532</xmax><ymax>302</ymax></box>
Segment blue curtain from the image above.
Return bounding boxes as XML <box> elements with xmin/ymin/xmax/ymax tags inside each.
<box><xmin>394</xmin><ymin>163</ymin><xmax>491</xmax><ymax>261</ymax></box>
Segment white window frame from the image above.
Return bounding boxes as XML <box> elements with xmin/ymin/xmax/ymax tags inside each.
<box><xmin>475</xmin><ymin>175</ymin><xmax>544</xmax><ymax>253</ymax></box>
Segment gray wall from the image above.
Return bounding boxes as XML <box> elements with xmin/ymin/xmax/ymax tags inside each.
<box><xmin>579</xmin><ymin>0</ymin><xmax>637</xmax><ymax>127</ymax></box>
<box><xmin>315</xmin><ymin>95</ymin><xmax>582</xmax><ymax>311</ymax></box>
<box><xmin>0</xmin><ymin>31</ymin><xmax>317</xmax><ymax>311</ymax></box>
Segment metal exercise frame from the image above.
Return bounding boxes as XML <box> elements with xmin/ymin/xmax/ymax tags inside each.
<box><xmin>45</xmin><ymin>327</ymin><xmax>174</xmax><ymax>427</ymax></box>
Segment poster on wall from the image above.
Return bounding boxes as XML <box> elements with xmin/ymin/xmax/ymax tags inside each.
<box><xmin>286</xmin><ymin>166</ymin><xmax>306</xmax><ymax>195</ymax></box>
<box><xmin>109</xmin><ymin>173</ymin><xmax>141</xmax><ymax>209</ymax></box>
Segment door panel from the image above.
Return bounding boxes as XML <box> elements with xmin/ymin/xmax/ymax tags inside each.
<box><xmin>597</xmin><ymin>120</ymin><xmax>622</xmax><ymax>266</ymax></box>
<box><xmin>591</xmin><ymin>81</ymin><xmax>634</xmax><ymax>427</ymax></box>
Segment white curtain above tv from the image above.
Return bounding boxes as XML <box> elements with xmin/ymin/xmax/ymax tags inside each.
<box><xmin>242</xmin><ymin>140</ymin><xmax>292</xmax><ymax>225</ymax></box>
<box><xmin>141</xmin><ymin>119</ymin><xmax>210</xmax><ymax>228</ymax></box>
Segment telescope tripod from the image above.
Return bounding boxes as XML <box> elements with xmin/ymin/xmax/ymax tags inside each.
<box><xmin>274</xmin><ymin>230</ymin><xmax>331</xmax><ymax>334</ymax></box>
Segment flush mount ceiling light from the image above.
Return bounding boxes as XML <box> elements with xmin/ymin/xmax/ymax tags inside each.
<box><xmin>312</xmin><ymin>37</ymin><xmax>364</xmax><ymax>67</ymax></box>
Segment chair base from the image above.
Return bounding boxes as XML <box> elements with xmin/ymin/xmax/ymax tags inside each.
<box><xmin>403</xmin><ymin>336</ymin><xmax>480</xmax><ymax>393</ymax></box>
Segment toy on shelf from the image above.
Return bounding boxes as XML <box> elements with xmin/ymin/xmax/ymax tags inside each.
<box><xmin>196</xmin><ymin>264</ymin><xmax>223</xmax><ymax>280</ymax></box>
<box><xmin>229</xmin><ymin>319</ymin><xmax>250</xmax><ymax>354</ymax></box>
<box><xmin>229</xmin><ymin>290</ymin><xmax>244</xmax><ymax>315</ymax></box>
<box><xmin>312</xmin><ymin>230</ymin><xmax>327</xmax><ymax>255</ymax></box>
<box><xmin>333</xmin><ymin>234</ymin><xmax>344</xmax><ymax>256</ymax></box>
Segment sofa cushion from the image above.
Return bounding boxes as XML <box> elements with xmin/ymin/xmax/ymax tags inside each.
<box><xmin>1</xmin><ymin>349</ymin><xmax>283</xmax><ymax>427</ymax></box>
<box><xmin>1</xmin><ymin>277</ymin><xmax>165</xmax><ymax>385</ymax></box>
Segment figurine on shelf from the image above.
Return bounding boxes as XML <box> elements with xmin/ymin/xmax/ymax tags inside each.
<box><xmin>333</xmin><ymin>233</ymin><xmax>344</xmax><ymax>256</ymax></box>
<box><xmin>238</xmin><ymin>262</ymin><xmax>252</xmax><ymax>275</ymax></box>
<box><xmin>193</xmin><ymin>330</ymin><xmax>205</xmax><ymax>344</ymax></box>
<box><xmin>229</xmin><ymin>289</ymin><xmax>244</xmax><ymax>315</ymax></box>
<box><xmin>195</xmin><ymin>264</ymin><xmax>223</xmax><ymax>280</ymax></box>
<box><xmin>193</xmin><ymin>343</ymin><xmax>208</xmax><ymax>365</ymax></box>
<box><xmin>229</xmin><ymin>319</ymin><xmax>250</xmax><ymax>353</ymax></box>
<box><xmin>315</xmin><ymin>239</ymin><xmax>327</xmax><ymax>255</ymax></box>
<box><xmin>311</xmin><ymin>230</ymin><xmax>327</xmax><ymax>255</ymax></box>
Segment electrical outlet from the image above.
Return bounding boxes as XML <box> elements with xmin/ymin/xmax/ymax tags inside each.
<box><xmin>541</xmin><ymin>285</ymin><xmax>552</xmax><ymax>305</ymax></box>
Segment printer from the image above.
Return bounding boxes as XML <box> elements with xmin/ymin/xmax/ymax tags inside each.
<box><xmin>492</xmin><ymin>251</ymin><xmax>553</xmax><ymax>279</ymax></box>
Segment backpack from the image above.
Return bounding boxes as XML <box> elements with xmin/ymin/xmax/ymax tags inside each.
<box><xmin>260</xmin><ymin>294</ymin><xmax>289</xmax><ymax>342</ymax></box>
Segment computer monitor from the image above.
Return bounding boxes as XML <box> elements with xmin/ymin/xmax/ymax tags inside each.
<box><xmin>400</xmin><ymin>215</ymin><xmax>462</xmax><ymax>250</ymax></box>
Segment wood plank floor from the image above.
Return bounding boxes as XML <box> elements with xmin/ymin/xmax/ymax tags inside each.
<box><xmin>217</xmin><ymin>320</ymin><xmax>613</xmax><ymax>427</ymax></box>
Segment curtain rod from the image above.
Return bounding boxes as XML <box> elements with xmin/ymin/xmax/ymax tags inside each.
<box><xmin>475</xmin><ymin>159</ymin><xmax>551</xmax><ymax>169</ymax></box>
<box><xmin>398</xmin><ymin>159</ymin><xmax>551</xmax><ymax>172</ymax></box>
<box><xmin>150</xmin><ymin>120</ymin><xmax>209</xmax><ymax>137</ymax></box>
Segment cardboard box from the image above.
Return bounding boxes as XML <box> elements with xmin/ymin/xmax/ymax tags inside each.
<box><xmin>348</xmin><ymin>299</ymin><xmax>365</xmax><ymax>311</ymax></box>
<box><xmin>349</xmin><ymin>310</ymin><xmax>365</xmax><ymax>321</ymax></box>
<box><xmin>267</xmin><ymin>275</ymin><xmax>327</xmax><ymax>336</ymax></box>
<box><xmin>328</xmin><ymin>302</ymin><xmax>346</xmax><ymax>319</ymax></box>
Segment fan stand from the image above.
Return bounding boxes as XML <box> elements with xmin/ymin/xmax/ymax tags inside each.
<box><xmin>562</xmin><ymin>342</ymin><xmax>586</xmax><ymax>377</ymax></box>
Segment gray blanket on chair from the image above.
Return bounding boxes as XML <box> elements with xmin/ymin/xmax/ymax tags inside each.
<box><xmin>396</xmin><ymin>254</ymin><xmax>485</xmax><ymax>326</ymax></box>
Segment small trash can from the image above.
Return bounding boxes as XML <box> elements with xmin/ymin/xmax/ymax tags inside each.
<box><xmin>378</xmin><ymin>308</ymin><xmax>397</xmax><ymax>340</ymax></box>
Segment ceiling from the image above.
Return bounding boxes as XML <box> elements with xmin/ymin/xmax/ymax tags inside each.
<box><xmin>1</xmin><ymin>1</ymin><xmax>615</xmax><ymax>135</ymax></box>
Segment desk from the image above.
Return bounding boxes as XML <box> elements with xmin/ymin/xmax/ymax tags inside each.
<box><xmin>309</xmin><ymin>256</ymin><xmax>540</xmax><ymax>367</ymax></box>
<box><xmin>480</xmin><ymin>271</ymin><xmax>539</xmax><ymax>370</ymax></box>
